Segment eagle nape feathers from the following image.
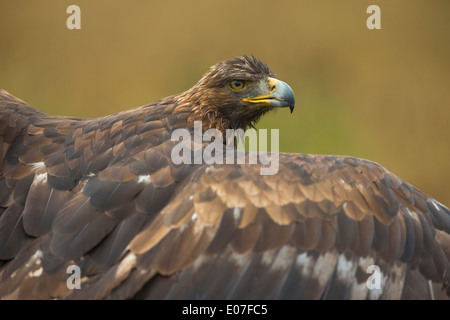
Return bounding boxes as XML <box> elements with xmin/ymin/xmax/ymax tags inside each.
<box><xmin>0</xmin><ymin>55</ymin><xmax>449</xmax><ymax>300</ymax></box>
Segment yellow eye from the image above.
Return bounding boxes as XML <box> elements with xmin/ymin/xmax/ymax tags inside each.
<box><xmin>229</xmin><ymin>80</ymin><xmax>247</xmax><ymax>91</ymax></box>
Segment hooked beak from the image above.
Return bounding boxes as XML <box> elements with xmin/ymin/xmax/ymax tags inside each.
<box><xmin>243</xmin><ymin>77</ymin><xmax>295</xmax><ymax>113</ymax></box>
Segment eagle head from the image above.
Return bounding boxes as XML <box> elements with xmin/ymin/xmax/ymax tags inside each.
<box><xmin>179</xmin><ymin>55</ymin><xmax>295</xmax><ymax>131</ymax></box>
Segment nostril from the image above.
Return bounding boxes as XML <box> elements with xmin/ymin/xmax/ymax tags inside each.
<box><xmin>267</xmin><ymin>78</ymin><xmax>278</xmax><ymax>93</ymax></box>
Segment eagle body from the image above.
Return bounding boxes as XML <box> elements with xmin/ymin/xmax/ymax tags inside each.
<box><xmin>0</xmin><ymin>55</ymin><xmax>449</xmax><ymax>299</ymax></box>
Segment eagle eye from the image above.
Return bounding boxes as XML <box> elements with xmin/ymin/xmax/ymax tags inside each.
<box><xmin>229</xmin><ymin>80</ymin><xmax>247</xmax><ymax>91</ymax></box>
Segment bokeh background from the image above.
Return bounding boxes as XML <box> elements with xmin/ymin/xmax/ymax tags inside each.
<box><xmin>0</xmin><ymin>0</ymin><xmax>449</xmax><ymax>205</ymax></box>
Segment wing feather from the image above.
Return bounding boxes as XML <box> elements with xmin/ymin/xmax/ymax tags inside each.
<box><xmin>1</xmin><ymin>88</ymin><xmax>449</xmax><ymax>300</ymax></box>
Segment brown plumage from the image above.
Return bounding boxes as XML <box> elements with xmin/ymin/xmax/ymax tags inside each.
<box><xmin>0</xmin><ymin>55</ymin><xmax>449</xmax><ymax>299</ymax></box>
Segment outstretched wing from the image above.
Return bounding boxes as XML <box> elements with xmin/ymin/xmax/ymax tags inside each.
<box><xmin>0</xmin><ymin>89</ymin><xmax>449</xmax><ymax>300</ymax></box>
<box><xmin>132</xmin><ymin>154</ymin><xmax>450</xmax><ymax>299</ymax></box>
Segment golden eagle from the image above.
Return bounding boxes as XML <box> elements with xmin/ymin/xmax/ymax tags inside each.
<box><xmin>0</xmin><ymin>55</ymin><xmax>449</xmax><ymax>299</ymax></box>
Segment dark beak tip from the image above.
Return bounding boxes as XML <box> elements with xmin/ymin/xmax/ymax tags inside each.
<box><xmin>275</xmin><ymin>79</ymin><xmax>295</xmax><ymax>115</ymax></box>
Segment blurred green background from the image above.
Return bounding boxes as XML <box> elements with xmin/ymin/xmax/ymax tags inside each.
<box><xmin>0</xmin><ymin>0</ymin><xmax>449</xmax><ymax>205</ymax></box>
